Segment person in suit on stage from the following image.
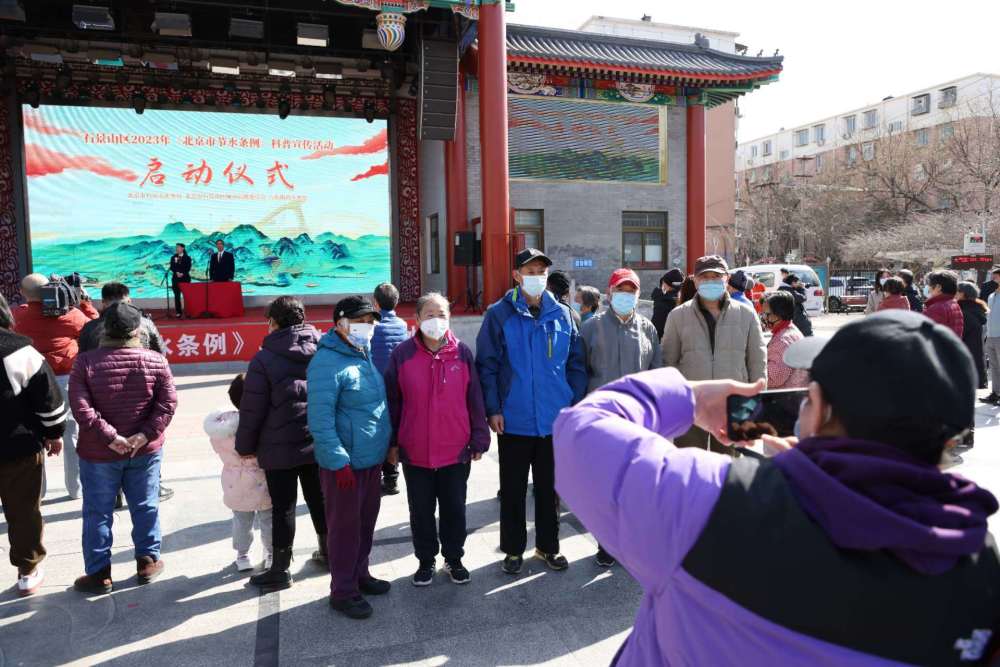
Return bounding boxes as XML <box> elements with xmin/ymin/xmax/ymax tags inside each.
<box><xmin>170</xmin><ymin>244</ymin><xmax>192</xmax><ymax>318</ymax></box>
<box><xmin>209</xmin><ymin>240</ymin><xmax>236</xmax><ymax>283</ymax></box>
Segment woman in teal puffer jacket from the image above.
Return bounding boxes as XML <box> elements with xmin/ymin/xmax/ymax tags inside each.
<box><xmin>307</xmin><ymin>296</ymin><xmax>392</xmax><ymax>620</ymax></box>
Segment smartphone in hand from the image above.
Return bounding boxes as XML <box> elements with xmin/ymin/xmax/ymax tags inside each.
<box><xmin>727</xmin><ymin>389</ymin><xmax>808</xmax><ymax>442</ymax></box>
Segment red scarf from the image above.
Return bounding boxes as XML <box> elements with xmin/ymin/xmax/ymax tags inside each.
<box><xmin>770</xmin><ymin>319</ymin><xmax>792</xmax><ymax>336</ymax></box>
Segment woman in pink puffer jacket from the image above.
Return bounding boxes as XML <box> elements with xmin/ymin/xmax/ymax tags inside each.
<box><xmin>204</xmin><ymin>374</ymin><xmax>272</xmax><ymax>572</ymax></box>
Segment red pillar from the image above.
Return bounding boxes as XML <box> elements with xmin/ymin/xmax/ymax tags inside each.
<box><xmin>478</xmin><ymin>2</ymin><xmax>511</xmax><ymax>307</ymax></box>
<box><xmin>686</xmin><ymin>102</ymin><xmax>707</xmax><ymax>273</ymax></box>
<box><xmin>444</xmin><ymin>72</ymin><xmax>468</xmax><ymax>307</ymax></box>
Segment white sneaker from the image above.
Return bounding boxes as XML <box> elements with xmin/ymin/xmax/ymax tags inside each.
<box><xmin>235</xmin><ymin>553</ymin><xmax>253</xmax><ymax>572</ymax></box>
<box><xmin>264</xmin><ymin>552</ymin><xmax>273</xmax><ymax>570</ymax></box>
<box><xmin>17</xmin><ymin>567</ymin><xmax>44</xmax><ymax>597</ymax></box>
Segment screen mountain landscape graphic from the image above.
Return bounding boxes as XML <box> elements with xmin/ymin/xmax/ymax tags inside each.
<box><xmin>32</xmin><ymin>221</ymin><xmax>391</xmax><ymax>299</ymax></box>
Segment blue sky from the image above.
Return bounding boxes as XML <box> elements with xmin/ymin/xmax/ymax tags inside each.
<box><xmin>23</xmin><ymin>105</ymin><xmax>390</xmax><ymax>243</ymax></box>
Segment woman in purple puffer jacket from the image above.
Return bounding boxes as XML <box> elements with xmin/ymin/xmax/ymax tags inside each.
<box><xmin>69</xmin><ymin>302</ymin><xmax>177</xmax><ymax>595</ymax></box>
<box><xmin>235</xmin><ymin>296</ymin><xmax>327</xmax><ymax>590</ymax></box>
<box><xmin>384</xmin><ymin>292</ymin><xmax>490</xmax><ymax>587</ymax></box>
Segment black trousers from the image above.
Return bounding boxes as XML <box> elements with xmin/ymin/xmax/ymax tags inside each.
<box><xmin>171</xmin><ymin>282</ymin><xmax>184</xmax><ymax>315</ymax></box>
<box><xmin>264</xmin><ymin>463</ymin><xmax>327</xmax><ymax>551</ymax></box>
<box><xmin>402</xmin><ymin>462</ymin><xmax>470</xmax><ymax>563</ymax></box>
<box><xmin>499</xmin><ymin>434</ymin><xmax>559</xmax><ymax>556</ymax></box>
<box><xmin>382</xmin><ymin>461</ymin><xmax>399</xmax><ymax>486</ymax></box>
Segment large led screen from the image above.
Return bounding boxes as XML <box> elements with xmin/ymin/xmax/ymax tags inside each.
<box><xmin>22</xmin><ymin>104</ymin><xmax>390</xmax><ymax>298</ymax></box>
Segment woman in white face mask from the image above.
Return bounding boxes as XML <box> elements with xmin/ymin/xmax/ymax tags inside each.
<box><xmin>307</xmin><ymin>296</ymin><xmax>392</xmax><ymax>620</ymax></box>
<box><xmin>865</xmin><ymin>267</ymin><xmax>892</xmax><ymax>315</ymax></box>
<box><xmin>383</xmin><ymin>292</ymin><xmax>491</xmax><ymax>587</ymax></box>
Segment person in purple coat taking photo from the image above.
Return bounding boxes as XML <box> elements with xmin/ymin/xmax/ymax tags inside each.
<box><xmin>384</xmin><ymin>292</ymin><xmax>490</xmax><ymax>587</ymax></box>
<box><xmin>554</xmin><ymin>310</ymin><xmax>999</xmax><ymax>665</ymax></box>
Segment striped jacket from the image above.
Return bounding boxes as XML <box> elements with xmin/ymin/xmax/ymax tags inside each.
<box><xmin>0</xmin><ymin>328</ymin><xmax>67</xmax><ymax>462</ymax></box>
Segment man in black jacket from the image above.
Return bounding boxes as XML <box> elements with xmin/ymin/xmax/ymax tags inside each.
<box><xmin>0</xmin><ymin>292</ymin><xmax>65</xmax><ymax>597</ymax></box>
<box><xmin>650</xmin><ymin>268</ymin><xmax>684</xmax><ymax>340</ymax></box>
<box><xmin>779</xmin><ymin>274</ymin><xmax>814</xmax><ymax>337</ymax></box>
<box><xmin>980</xmin><ymin>267</ymin><xmax>1000</xmax><ymax>304</ymax></box>
<box><xmin>169</xmin><ymin>243</ymin><xmax>192</xmax><ymax>317</ymax></box>
<box><xmin>208</xmin><ymin>239</ymin><xmax>236</xmax><ymax>282</ymax></box>
<box><xmin>898</xmin><ymin>269</ymin><xmax>924</xmax><ymax>313</ymax></box>
<box><xmin>79</xmin><ymin>282</ymin><xmax>164</xmax><ymax>354</ymax></box>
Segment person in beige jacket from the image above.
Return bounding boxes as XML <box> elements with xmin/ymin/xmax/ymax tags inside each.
<box><xmin>662</xmin><ymin>255</ymin><xmax>767</xmax><ymax>453</ymax></box>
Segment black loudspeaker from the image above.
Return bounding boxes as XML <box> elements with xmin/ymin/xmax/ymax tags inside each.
<box><xmin>454</xmin><ymin>231</ymin><xmax>480</xmax><ymax>266</ymax></box>
<box><xmin>419</xmin><ymin>37</ymin><xmax>458</xmax><ymax>141</ymax></box>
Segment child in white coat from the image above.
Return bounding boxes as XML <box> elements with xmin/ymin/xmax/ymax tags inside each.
<box><xmin>204</xmin><ymin>374</ymin><xmax>273</xmax><ymax>572</ymax></box>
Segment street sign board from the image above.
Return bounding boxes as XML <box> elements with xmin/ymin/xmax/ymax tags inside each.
<box><xmin>950</xmin><ymin>254</ymin><xmax>994</xmax><ymax>270</ymax></box>
<box><xmin>964</xmin><ymin>232</ymin><xmax>986</xmax><ymax>254</ymax></box>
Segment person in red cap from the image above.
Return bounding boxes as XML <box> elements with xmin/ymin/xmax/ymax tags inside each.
<box><xmin>580</xmin><ymin>268</ymin><xmax>662</xmax><ymax>567</ymax></box>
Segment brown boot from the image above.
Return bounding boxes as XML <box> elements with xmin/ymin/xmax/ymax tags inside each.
<box><xmin>74</xmin><ymin>567</ymin><xmax>113</xmax><ymax>595</ymax></box>
<box><xmin>136</xmin><ymin>556</ymin><xmax>164</xmax><ymax>585</ymax></box>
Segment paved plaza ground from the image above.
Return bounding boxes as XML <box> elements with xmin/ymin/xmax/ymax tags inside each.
<box><xmin>2</xmin><ymin>314</ymin><xmax>999</xmax><ymax>666</ymax></box>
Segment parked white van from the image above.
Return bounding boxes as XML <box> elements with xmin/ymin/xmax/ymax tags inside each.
<box><xmin>731</xmin><ymin>264</ymin><xmax>824</xmax><ymax>316</ymax></box>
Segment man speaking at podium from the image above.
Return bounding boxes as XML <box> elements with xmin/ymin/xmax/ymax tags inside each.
<box><xmin>208</xmin><ymin>239</ymin><xmax>236</xmax><ymax>282</ymax></box>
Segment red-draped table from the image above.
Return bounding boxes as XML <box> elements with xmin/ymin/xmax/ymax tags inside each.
<box><xmin>179</xmin><ymin>281</ymin><xmax>245</xmax><ymax>318</ymax></box>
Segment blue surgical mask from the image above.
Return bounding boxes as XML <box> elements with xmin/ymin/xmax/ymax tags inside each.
<box><xmin>697</xmin><ymin>280</ymin><xmax>726</xmax><ymax>301</ymax></box>
<box><xmin>793</xmin><ymin>418</ymin><xmax>801</xmax><ymax>440</ymax></box>
<box><xmin>521</xmin><ymin>274</ymin><xmax>547</xmax><ymax>298</ymax></box>
<box><xmin>571</xmin><ymin>301</ymin><xmax>582</xmax><ymax>313</ymax></box>
<box><xmin>611</xmin><ymin>291</ymin><xmax>638</xmax><ymax>316</ymax></box>
<box><xmin>923</xmin><ymin>285</ymin><xmax>932</xmax><ymax>298</ymax></box>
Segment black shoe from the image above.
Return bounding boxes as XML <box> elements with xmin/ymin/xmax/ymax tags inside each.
<box><xmin>359</xmin><ymin>577</ymin><xmax>391</xmax><ymax>596</ymax></box>
<box><xmin>329</xmin><ymin>595</ymin><xmax>373</xmax><ymax>619</ymax></box>
<box><xmin>114</xmin><ymin>491</ymin><xmax>125</xmax><ymax>510</ymax></box>
<box><xmin>534</xmin><ymin>549</ymin><xmax>569</xmax><ymax>571</ymax></box>
<box><xmin>501</xmin><ymin>555</ymin><xmax>523</xmax><ymax>575</ymax></box>
<box><xmin>444</xmin><ymin>559</ymin><xmax>470</xmax><ymax>584</ymax></box>
<box><xmin>412</xmin><ymin>560</ymin><xmax>435</xmax><ymax>587</ymax></box>
<box><xmin>979</xmin><ymin>393</ymin><xmax>999</xmax><ymax>404</ymax></box>
<box><xmin>159</xmin><ymin>486</ymin><xmax>175</xmax><ymax>502</ymax></box>
<box><xmin>381</xmin><ymin>482</ymin><xmax>400</xmax><ymax>496</ymax></box>
<box><xmin>595</xmin><ymin>546</ymin><xmax>616</xmax><ymax>568</ymax></box>
<box><xmin>249</xmin><ymin>547</ymin><xmax>292</xmax><ymax>590</ymax></box>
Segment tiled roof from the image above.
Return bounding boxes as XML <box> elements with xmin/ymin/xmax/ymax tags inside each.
<box><xmin>506</xmin><ymin>24</ymin><xmax>782</xmax><ymax>82</ymax></box>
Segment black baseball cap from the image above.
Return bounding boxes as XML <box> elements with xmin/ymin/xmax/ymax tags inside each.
<box><xmin>784</xmin><ymin>310</ymin><xmax>975</xmax><ymax>433</ymax></box>
<box><xmin>515</xmin><ymin>248</ymin><xmax>552</xmax><ymax>269</ymax></box>
<box><xmin>103</xmin><ymin>302</ymin><xmax>143</xmax><ymax>339</ymax></box>
<box><xmin>333</xmin><ymin>296</ymin><xmax>380</xmax><ymax>321</ymax></box>
<box><xmin>660</xmin><ymin>268</ymin><xmax>685</xmax><ymax>287</ymax></box>
<box><xmin>729</xmin><ymin>270</ymin><xmax>752</xmax><ymax>292</ymax></box>
<box><xmin>694</xmin><ymin>255</ymin><xmax>729</xmax><ymax>276</ymax></box>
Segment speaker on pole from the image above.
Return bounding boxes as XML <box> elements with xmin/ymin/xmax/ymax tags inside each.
<box><xmin>419</xmin><ymin>37</ymin><xmax>458</xmax><ymax>141</ymax></box>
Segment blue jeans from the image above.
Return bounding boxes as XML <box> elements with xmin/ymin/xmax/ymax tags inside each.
<box><xmin>79</xmin><ymin>452</ymin><xmax>162</xmax><ymax>575</ymax></box>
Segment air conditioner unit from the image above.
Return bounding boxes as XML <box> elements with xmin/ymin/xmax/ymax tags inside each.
<box><xmin>842</xmin><ymin>133</ymin><xmax>853</xmax><ymax>140</ymax></box>
<box><xmin>816</xmin><ymin>139</ymin><xmax>826</xmax><ymax>146</ymax></box>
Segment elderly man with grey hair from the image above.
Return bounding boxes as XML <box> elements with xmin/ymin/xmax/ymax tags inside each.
<box><xmin>15</xmin><ymin>273</ymin><xmax>98</xmax><ymax>499</ymax></box>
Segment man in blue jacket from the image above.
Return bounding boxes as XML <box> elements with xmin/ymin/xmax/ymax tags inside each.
<box><xmin>370</xmin><ymin>282</ymin><xmax>409</xmax><ymax>495</ymax></box>
<box><xmin>476</xmin><ymin>248</ymin><xmax>588</xmax><ymax>574</ymax></box>
<box><xmin>307</xmin><ymin>296</ymin><xmax>392</xmax><ymax>620</ymax></box>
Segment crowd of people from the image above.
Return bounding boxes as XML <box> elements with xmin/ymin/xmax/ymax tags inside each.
<box><xmin>2</xmin><ymin>251</ymin><xmax>999</xmax><ymax>662</ymax></box>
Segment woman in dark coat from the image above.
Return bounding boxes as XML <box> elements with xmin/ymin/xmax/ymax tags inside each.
<box><xmin>235</xmin><ymin>296</ymin><xmax>327</xmax><ymax>589</ymax></box>
<box><xmin>778</xmin><ymin>274</ymin><xmax>814</xmax><ymax>337</ymax></box>
<box><xmin>650</xmin><ymin>268</ymin><xmax>685</xmax><ymax>340</ymax></box>
<box><xmin>957</xmin><ymin>282</ymin><xmax>988</xmax><ymax>389</ymax></box>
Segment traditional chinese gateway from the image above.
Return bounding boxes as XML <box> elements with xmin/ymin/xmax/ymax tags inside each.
<box><xmin>0</xmin><ymin>2</ymin><xmax>780</xmax><ymax>363</ymax></box>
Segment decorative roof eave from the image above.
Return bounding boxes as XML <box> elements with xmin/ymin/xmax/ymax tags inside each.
<box><xmin>333</xmin><ymin>0</ymin><xmax>506</xmax><ymax>13</ymax></box>
<box><xmin>508</xmin><ymin>55</ymin><xmax>781</xmax><ymax>86</ymax></box>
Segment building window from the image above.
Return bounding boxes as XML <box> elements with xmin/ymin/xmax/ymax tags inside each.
<box><xmin>622</xmin><ymin>211</ymin><xmax>667</xmax><ymax>269</ymax></box>
<box><xmin>794</xmin><ymin>129</ymin><xmax>809</xmax><ymax>147</ymax></box>
<box><xmin>762</xmin><ymin>140</ymin><xmax>772</xmax><ymax>156</ymax></box>
<box><xmin>888</xmin><ymin>120</ymin><xmax>904</xmax><ymax>134</ymax></box>
<box><xmin>813</xmin><ymin>124</ymin><xmax>826</xmax><ymax>144</ymax></box>
<box><xmin>845</xmin><ymin>145</ymin><xmax>858</xmax><ymax>166</ymax></box>
<box><xmin>779</xmin><ymin>149</ymin><xmax>790</xmax><ymax>160</ymax></box>
<box><xmin>748</xmin><ymin>169</ymin><xmax>757</xmax><ymax>184</ymax></box>
<box><xmin>751</xmin><ymin>144</ymin><xmax>759</xmax><ymax>158</ymax></box>
<box><xmin>912</xmin><ymin>93</ymin><xmax>931</xmax><ymax>115</ymax></box>
<box><xmin>815</xmin><ymin>153</ymin><xmax>824</xmax><ymax>172</ymax></box>
<box><xmin>514</xmin><ymin>209</ymin><xmax>544</xmax><ymax>251</ymax></box>
<box><xmin>940</xmin><ymin>123</ymin><xmax>955</xmax><ymax>140</ymax></box>
<box><xmin>427</xmin><ymin>214</ymin><xmax>440</xmax><ymax>274</ymax></box>
<box><xmin>843</xmin><ymin>115</ymin><xmax>857</xmax><ymax>136</ymax></box>
<box><xmin>939</xmin><ymin>86</ymin><xmax>957</xmax><ymax>108</ymax></box>
<box><xmin>863</xmin><ymin>109</ymin><xmax>878</xmax><ymax>129</ymax></box>
<box><xmin>762</xmin><ymin>166</ymin><xmax>773</xmax><ymax>181</ymax></box>
<box><xmin>914</xmin><ymin>128</ymin><xmax>930</xmax><ymax>146</ymax></box>
<box><xmin>862</xmin><ymin>142</ymin><xmax>875</xmax><ymax>161</ymax></box>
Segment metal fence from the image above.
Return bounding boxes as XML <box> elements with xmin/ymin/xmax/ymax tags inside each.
<box><xmin>827</xmin><ymin>268</ymin><xmax>881</xmax><ymax>313</ymax></box>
